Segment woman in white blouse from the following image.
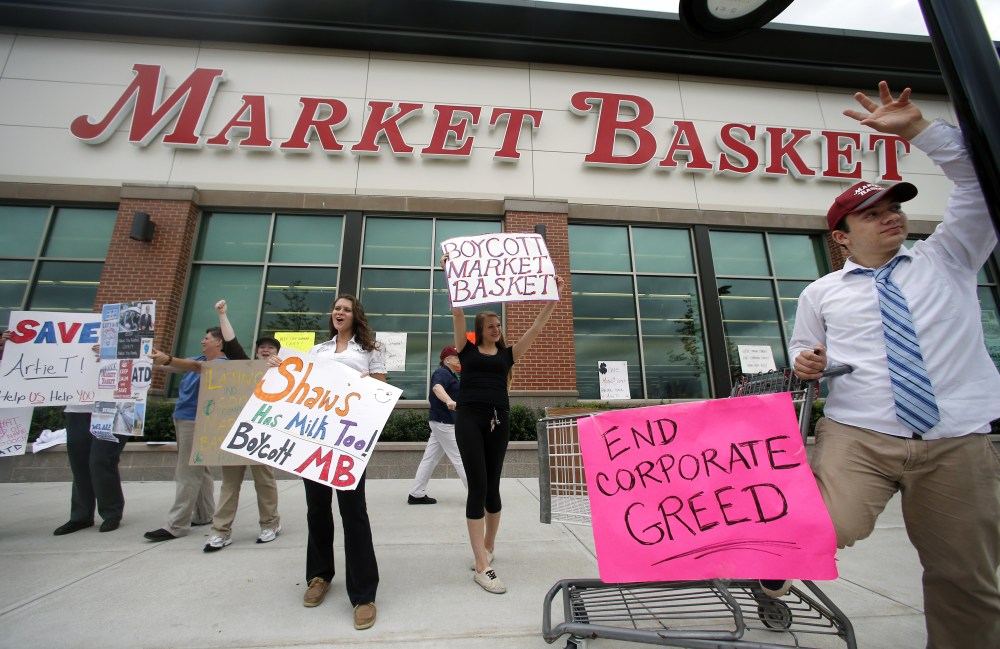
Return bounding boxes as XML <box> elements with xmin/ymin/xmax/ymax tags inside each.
<box><xmin>298</xmin><ymin>294</ymin><xmax>386</xmax><ymax>631</ymax></box>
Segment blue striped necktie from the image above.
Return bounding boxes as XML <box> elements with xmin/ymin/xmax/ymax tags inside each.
<box><xmin>851</xmin><ymin>256</ymin><xmax>940</xmax><ymax>435</ymax></box>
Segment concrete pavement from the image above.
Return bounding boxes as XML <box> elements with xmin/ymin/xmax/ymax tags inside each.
<box><xmin>0</xmin><ymin>478</ymin><xmax>933</xmax><ymax>649</ymax></box>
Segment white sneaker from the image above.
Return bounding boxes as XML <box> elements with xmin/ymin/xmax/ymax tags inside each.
<box><xmin>257</xmin><ymin>525</ymin><xmax>282</xmax><ymax>544</ymax></box>
<box><xmin>469</xmin><ymin>550</ymin><xmax>494</xmax><ymax>571</ymax></box>
<box><xmin>203</xmin><ymin>535</ymin><xmax>232</xmax><ymax>553</ymax></box>
<box><xmin>474</xmin><ymin>568</ymin><xmax>506</xmax><ymax>594</ymax></box>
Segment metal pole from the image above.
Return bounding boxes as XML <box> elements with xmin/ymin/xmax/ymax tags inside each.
<box><xmin>918</xmin><ymin>0</ymin><xmax>1000</xmax><ymax>237</ymax></box>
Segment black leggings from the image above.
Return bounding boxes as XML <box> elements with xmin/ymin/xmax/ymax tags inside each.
<box><xmin>455</xmin><ymin>404</ymin><xmax>510</xmax><ymax>519</ymax></box>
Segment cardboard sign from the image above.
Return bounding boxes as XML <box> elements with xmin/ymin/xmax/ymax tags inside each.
<box><xmin>598</xmin><ymin>360</ymin><xmax>630</xmax><ymax>400</ymax></box>
<box><xmin>0</xmin><ymin>407</ymin><xmax>32</xmax><ymax>456</ymax></box>
<box><xmin>191</xmin><ymin>360</ymin><xmax>268</xmax><ymax>466</ymax></box>
<box><xmin>578</xmin><ymin>393</ymin><xmax>837</xmax><ymax>583</ymax></box>
<box><xmin>441</xmin><ymin>232</ymin><xmax>559</xmax><ymax>308</ymax></box>
<box><xmin>375</xmin><ymin>332</ymin><xmax>406</xmax><ymax>372</ymax></box>
<box><xmin>0</xmin><ymin>312</ymin><xmax>101</xmax><ymax>407</ymax></box>
<box><xmin>274</xmin><ymin>331</ymin><xmax>316</xmax><ymax>353</ymax></box>
<box><xmin>737</xmin><ymin>345</ymin><xmax>777</xmax><ymax>374</ymax></box>
<box><xmin>219</xmin><ymin>355</ymin><xmax>402</xmax><ymax>490</ymax></box>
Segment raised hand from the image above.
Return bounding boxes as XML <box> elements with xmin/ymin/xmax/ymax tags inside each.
<box><xmin>843</xmin><ymin>80</ymin><xmax>930</xmax><ymax>141</ymax></box>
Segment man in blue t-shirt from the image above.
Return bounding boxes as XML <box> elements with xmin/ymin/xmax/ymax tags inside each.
<box><xmin>407</xmin><ymin>346</ymin><xmax>468</xmax><ymax>504</ymax></box>
<box><xmin>143</xmin><ymin>327</ymin><xmax>227</xmax><ymax>541</ymax></box>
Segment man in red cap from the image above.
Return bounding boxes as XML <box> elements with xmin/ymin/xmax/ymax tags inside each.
<box><xmin>407</xmin><ymin>345</ymin><xmax>468</xmax><ymax>504</ymax></box>
<box><xmin>789</xmin><ymin>82</ymin><xmax>1000</xmax><ymax>646</ymax></box>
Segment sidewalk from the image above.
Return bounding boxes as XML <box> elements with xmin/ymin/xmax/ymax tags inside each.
<box><xmin>0</xmin><ymin>478</ymin><xmax>929</xmax><ymax>649</ymax></box>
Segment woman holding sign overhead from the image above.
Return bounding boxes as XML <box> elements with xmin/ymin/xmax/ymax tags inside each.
<box><xmin>442</xmin><ymin>252</ymin><xmax>562</xmax><ymax>594</ymax></box>
<box><xmin>288</xmin><ymin>294</ymin><xmax>385</xmax><ymax>631</ymax></box>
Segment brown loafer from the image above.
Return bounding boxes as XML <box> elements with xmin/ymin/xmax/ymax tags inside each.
<box><xmin>353</xmin><ymin>602</ymin><xmax>376</xmax><ymax>630</ymax></box>
<box><xmin>303</xmin><ymin>577</ymin><xmax>330</xmax><ymax>608</ymax></box>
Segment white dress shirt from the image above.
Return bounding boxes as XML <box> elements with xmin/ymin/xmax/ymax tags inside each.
<box><xmin>308</xmin><ymin>335</ymin><xmax>387</xmax><ymax>376</ymax></box>
<box><xmin>789</xmin><ymin>120</ymin><xmax>1000</xmax><ymax>440</ymax></box>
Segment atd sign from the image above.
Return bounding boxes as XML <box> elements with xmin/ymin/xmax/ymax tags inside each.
<box><xmin>71</xmin><ymin>64</ymin><xmax>910</xmax><ymax>182</ymax></box>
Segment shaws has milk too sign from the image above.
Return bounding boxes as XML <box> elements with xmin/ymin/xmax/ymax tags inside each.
<box><xmin>71</xmin><ymin>64</ymin><xmax>912</xmax><ymax>182</ymax></box>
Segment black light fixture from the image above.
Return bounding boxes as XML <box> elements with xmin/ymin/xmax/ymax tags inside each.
<box><xmin>679</xmin><ymin>0</ymin><xmax>795</xmax><ymax>40</ymax></box>
<box><xmin>534</xmin><ymin>223</ymin><xmax>548</xmax><ymax>241</ymax></box>
<box><xmin>129</xmin><ymin>211</ymin><xmax>155</xmax><ymax>242</ymax></box>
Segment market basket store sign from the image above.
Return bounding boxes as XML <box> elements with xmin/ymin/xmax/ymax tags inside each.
<box><xmin>71</xmin><ymin>64</ymin><xmax>912</xmax><ymax>182</ymax></box>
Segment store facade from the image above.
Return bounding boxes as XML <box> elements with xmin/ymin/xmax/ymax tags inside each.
<box><xmin>1</xmin><ymin>1</ymin><xmax>998</xmax><ymax>404</ymax></box>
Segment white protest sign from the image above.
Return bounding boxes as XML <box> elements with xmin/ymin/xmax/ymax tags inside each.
<box><xmin>90</xmin><ymin>396</ymin><xmax>147</xmax><ymax>438</ymax></box>
<box><xmin>375</xmin><ymin>332</ymin><xmax>406</xmax><ymax>372</ymax></box>
<box><xmin>0</xmin><ymin>407</ymin><xmax>32</xmax><ymax>456</ymax></box>
<box><xmin>0</xmin><ymin>312</ymin><xmax>100</xmax><ymax>408</ymax></box>
<box><xmin>219</xmin><ymin>356</ymin><xmax>402</xmax><ymax>490</ymax></box>
<box><xmin>441</xmin><ymin>232</ymin><xmax>558</xmax><ymax>308</ymax></box>
<box><xmin>598</xmin><ymin>361</ymin><xmax>631</xmax><ymax>400</ymax></box>
<box><xmin>737</xmin><ymin>345</ymin><xmax>777</xmax><ymax>374</ymax></box>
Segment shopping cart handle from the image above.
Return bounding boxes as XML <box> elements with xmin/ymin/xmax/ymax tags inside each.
<box><xmin>819</xmin><ymin>363</ymin><xmax>853</xmax><ymax>379</ymax></box>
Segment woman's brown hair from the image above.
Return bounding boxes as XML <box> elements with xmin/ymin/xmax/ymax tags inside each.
<box><xmin>328</xmin><ymin>294</ymin><xmax>377</xmax><ymax>352</ymax></box>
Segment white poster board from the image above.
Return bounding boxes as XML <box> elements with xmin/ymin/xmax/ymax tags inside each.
<box><xmin>219</xmin><ymin>356</ymin><xmax>402</xmax><ymax>490</ymax></box>
<box><xmin>92</xmin><ymin>301</ymin><xmax>155</xmax><ymax>436</ymax></box>
<box><xmin>737</xmin><ymin>345</ymin><xmax>777</xmax><ymax>374</ymax></box>
<box><xmin>0</xmin><ymin>407</ymin><xmax>32</xmax><ymax>456</ymax></box>
<box><xmin>375</xmin><ymin>332</ymin><xmax>406</xmax><ymax>372</ymax></box>
<box><xmin>441</xmin><ymin>232</ymin><xmax>559</xmax><ymax>308</ymax></box>
<box><xmin>0</xmin><ymin>312</ymin><xmax>101</xmax><ymax>407</ymax></box>
<box><xmin>598</xmin><ymin>361</ymin><xmax>631</xmax><ymax>400</ymax></box>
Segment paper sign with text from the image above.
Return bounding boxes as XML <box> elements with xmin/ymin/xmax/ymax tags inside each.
<box><xmin>219</xmin><ymin>356</ymin><xmax>402</xmax><ymax>489</ymax></box>
<box><xmin>375</xmin><ymin>332</ymin><xmax>406</xmax><ymax>372</ymax></box>
<box><xmin>100</xmin><ymin>300</ymin><xmax>155</xmax><ymax>360</ymax></box>
<box><xmin>578</xmin><ymin>393</ymin><xmax>837</xmax><ymax>583</ymax></box>
<box><xmin>0</xmin><ymin>407</ymin><xmax>32</xmax><ymax>456</ymax></box>
<box><xmin>737</xmin><ymin>345</ymin><xmax>777</xmax><ymax>374</ymax></box>
<box><xmin>598</xmin><ymin>361</ymin><xmax>630</xmax><ymax>400</ymax></box>
<box><xmin>192</xmin><ymin>360</ymin><xmax>268</xmax><ymax>466</ymax></box>
<box><xmin>274</xmin><ymin>331</ymin><xmax>316</xmax><ymax>353</ymax></box>
<box><xmin>90</xmin><ymin>396</ymin><xmax>146</xmax><ymax>438</ymax></box>
<box><xmin>0</xmin><ymin>312</ymin><xmax>101</xmax><ymax>408</ymax></box>
<box><xmin>442</xmin><ymin>233</ymin><xmax>558</xmax><ymax>308</ymax></box>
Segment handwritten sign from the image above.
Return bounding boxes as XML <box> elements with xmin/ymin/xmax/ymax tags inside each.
<box><xmin>375</xmin><ymin>332</ymin><xmax>406</xmax><ymax>372</ymax></box>
<box><xmin>0</xmin><ymin>311</ymin><xmax>100</xmax><ymax>407</ymax></box>
<box><xmin>274</xmin><ymin>331</ymin><xmax>316</xmax><ymax>353</ymax></box>
<box><xmin>598</xmin><ymin>361</ymin><xmax>630</xmax><ymax>400</ymax></box>
<box><xmin>0</xmin><ymin>407</ymin><xmax>32</xmax><ymax>456</ymax></box>
<box><xmin>737</xmin><ymin>345</ymin><xmax>777</xmax><ymax>374</ymax></box>
<box><xmin>219</xmin><ymin>356</ymin><xmax>402</xmax><ymax>489</ymax></box>
<box><xmin>442</xmin><ymin>232</ymin><xmax>558</xmax><ymax>308</ymax></box>
<box><xmin>578</xmin><ymin>393</ymin><xmax>837</xmax><ymax>583</ymax></box>
<box><xmin>192</xmin><ymin>360</ymin><xmax>268</xmax><ymax>466</ymax></box>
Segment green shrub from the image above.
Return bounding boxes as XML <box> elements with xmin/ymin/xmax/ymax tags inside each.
<box><xmin>28</xmin><ymin>400</ymin><xmax>177</xmax><ymax>442</ymax></box>
<box><xmin>379</xmin><ymin>409</ymin><xmax>430</xmax><ymax>442</ymax></box>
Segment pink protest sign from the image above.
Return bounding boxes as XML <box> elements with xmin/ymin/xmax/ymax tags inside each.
<box><xmin>578</xmin><ymin>393</ymin><xmax>837</xmax><ymax>583</ymax></box>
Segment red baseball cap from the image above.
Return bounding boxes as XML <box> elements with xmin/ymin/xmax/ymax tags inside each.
<box><xmin>826</xmin><ymin>181</ymin><xmax>917</xmax><ymax>230</ymax></box>
<box><xmin>440</xmin><ymin>345</ymin><xmax>458</xmax><ymax>361</ymax></box>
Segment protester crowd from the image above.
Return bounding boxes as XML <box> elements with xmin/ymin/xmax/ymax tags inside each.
<box><xmin>0</xmin><ymin>82</ymin><xmax>997</xmax><ymax>645</ymax></box>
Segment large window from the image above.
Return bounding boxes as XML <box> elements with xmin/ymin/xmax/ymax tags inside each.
<box><xmin>359</xmin><ymin>216</ymin><xmax>502</xmax><ymax>399</ymax></box>
<box><xmin>711</xmin><ymin>231</ymin><xmax>828</xmax><ymax>380</ymax></box>
<box><xmin>570</xmin><ymin>224</ymin><xmax>709</xmax><ymax>400</ymax></box>
<box><xmin>177</xmin><ymin>212</ymin><xmax>343</xmax><ymax>359</ymax></box>
<box><xmin>0</xmin><ymin>205</ymin><xmax>116</xmax><ymax>325</ymax></box>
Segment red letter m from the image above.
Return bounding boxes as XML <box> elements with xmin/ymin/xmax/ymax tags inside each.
<box><xmin>70</xmin><ymin>64</ymin><xmax>225</xmax><ymax>147</ymax></box>
<box><xmin>295</xmin><ymin>447</ymin><xmax>336</xmax><ymax>483</ymax></box>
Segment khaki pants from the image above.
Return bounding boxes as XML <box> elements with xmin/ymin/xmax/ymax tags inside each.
<box><xmin>812</xmin><ymin>418</ymin><xmax>1000</xmax><ymax>649</ymax></box>
<box><xmin>210</xmin><ymin>464</ymin><xmax>280</xmax><ymax>539</ymax></box>
<box><xmin>166</xmin><ymin>419</ymin><xmax>215</xmax><ymax>536</ymax></box>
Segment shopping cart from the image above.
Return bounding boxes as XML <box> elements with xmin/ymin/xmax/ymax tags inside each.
<box><xmin>539</xmin><ymin>366</ymin><xmax>854</xmax><ymax>649</ymax></box>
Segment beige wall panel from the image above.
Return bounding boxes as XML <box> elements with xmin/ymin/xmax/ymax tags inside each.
<box><xmin>3</xmin><ymin>35</ymin><xmax>197</xmax><ymax>85</ymax></box>
<box><xmin>195</xmin><ymin>46</ymin><xmax>370</xmax><ymax>98</ymax></box>
<box><xmin>366</xmin><ymin>57</ymin><xmax>530</xmax><ymax>107</ymax></box>
<box><xmin>0</xmin><ymin>125</ymin><xmax>174</xmax><ymax>184</ymax></box>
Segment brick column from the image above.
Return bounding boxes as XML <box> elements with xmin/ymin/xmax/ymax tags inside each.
<box><xmin>94</xmin><ymin>185</ymin><xmax>200</xmax><ymax>393</ymax></box>
<box><xmin>825</xmin><ymin>233</ymin><xmax>849</xmax><ymax>270</ymax></box>
<box><xmin>503</xmin><ymin>200</ymin><xmax>576</xmax><ymax>394</ymax></box>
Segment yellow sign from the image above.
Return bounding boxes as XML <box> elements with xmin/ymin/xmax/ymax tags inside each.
<box><xmin>191</xmin><ymin>360</ymin><xmax>268</xmax><ymax>466</ymax></box>
<box><xmin>274</xmin><ymin>331</ymin><xmax>316</xmax><ymax>353</ymax></box>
